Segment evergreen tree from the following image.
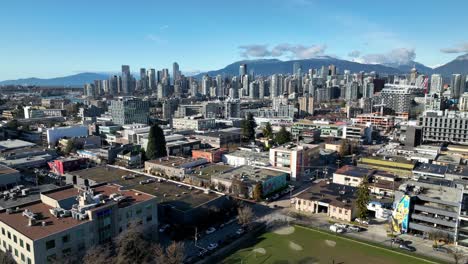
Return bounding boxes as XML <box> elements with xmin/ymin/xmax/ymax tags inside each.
<box><xmin>262</xmin><ymin>122</ymin><xmax>273</xmax><ymax>139</ymax></box>
<box><xmin>146</xmin><ymin>125</ymin><xmax>167</xmax><ymax>160</ymax></box>
<box><xmin>253</xmin><ymin>183</ymin><xmax>263</xmax><ymax>201</ymax></box>
<box><xmin>274</xmin><ymin>126</ymin><xmax>292</xmax><ymax>145</ymax></box>
<box><xmin>139</xmin><ymin>149</ymin><xmax>148</xmax><ymax>161</ymax></box>
<box><xmin>356</xmin><ymin>176</ymin><xmax>370</xmax><ymax>219</ymax></box>
<box><xmin>241</xmin><ymin>113</ymin><xmax>256</xmax><ymax>142</ymax></box>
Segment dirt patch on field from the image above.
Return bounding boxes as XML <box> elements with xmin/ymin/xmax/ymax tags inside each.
<box><xmin>273</xmin><ymin>226</ymin><xmax>295</xmax><ymax>235</ymax></box>
<box><xmin>253</xmin><ymin>248</ymin><xmax>266</xmax><ymax>254</ymax></box>
<box><xmin>325</xmin><ymin>240</ymin><xmax>336</xmax><ymax>247</ymax></box>
<box><xmin>289</xmin><ymin>241</ymin><xmax>303</xmax><ymax>251</ymax></box>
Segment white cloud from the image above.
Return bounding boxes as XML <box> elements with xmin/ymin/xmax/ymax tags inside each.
<box><xmin>239</xmin><ymin>45</ymin><xmax>271</xmax><ymax>58</ymax></box>
<box><xmin>238</xmin><ymin>43</ymin><xmax>327</xmax><ymax>59</ymax></box>
<box><xmin>146</xmin><ymin>34</ymin><xmax>167</xmax><ymax>44</ymax></box>
<box><xmin>159</xmin><ymin>25</ymin><xmax>169</xmax><ymax>31</ymax></box>
<box><xmin>440</xmin><ymin>42</ymin><xmax>468</xmax><ymax>53</ymax></box>
<box><xmin>355</xmin><ymin>48</ymin><xmax>416</xmax><ymax>65</ymax></box>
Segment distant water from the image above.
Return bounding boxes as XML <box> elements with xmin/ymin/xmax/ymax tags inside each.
<box><xmin>43</xmin><ymin>94</ymin><xmax>83</xmax><ymax>103</ymax></box>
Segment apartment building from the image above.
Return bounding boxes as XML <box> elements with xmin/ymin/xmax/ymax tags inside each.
<box><xmin>420</xmin><ymin>110</ymin><xmax>468</xmax><ymax>145</ymax></box>
<box><xmin>354</xmin><ymin>113</ymin><xmax>395</xmax><ymax>131</ymax></box>
<box><xmin>269</xmin><ymin>143</ymin><xmax>320</xmax><ymax>181</ymax></box>
<box><xmin>0</xmin><ymin>184</ymin><xmax>157</xmax><ymax>264</ymax></box>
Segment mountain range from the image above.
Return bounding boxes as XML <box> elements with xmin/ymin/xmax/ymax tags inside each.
<box><xmin>1</xmin><ymin>54</ymin><xmax>468</xmax><ymax>87</ymax></box>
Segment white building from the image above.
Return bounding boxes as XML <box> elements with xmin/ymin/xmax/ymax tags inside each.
<box><xmin>46</xmin><ymin>126</ymin><xmax>88</xmax><ymax>148</ymax></box>
<box><xmin>172</xmin><ymin>117</ymin><xmax>215</xmax><ymax>131</ymax></box>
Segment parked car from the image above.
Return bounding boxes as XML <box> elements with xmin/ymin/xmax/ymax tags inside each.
<box><xmin>355</xmin><ymin>218</ymin><xmax>369</xmax><ymax>225</ymax></box>
<box><xmin>329</xmin><ymin>225</ymin><xmax>345</xmax><ymax>233</ymax></box>
<box><xmin>433</xmin><ymin>246</ymin><xmax>449</xmax><ymax>253</ymax></box>
<box><xmin>348</xmin><ymin>226</ymin><xmax>362</xmax><ymax>232</ymax></box>
<box><xmin>158</xmin><ymin>224</ymin><xmax>170</xmax><ymax>233</ymax></box>
<box><xmin>391</xmin><ymin>238</ymin><xmax>405</xmax><ymax>245</ymax></box>
<box><xmin>205</xmin><ymin>227</ymin><xmax>216</xmax><ymax>234</ymax></box>
<box><xmin>236</xmin><ymin>228</ymin><xmax>245</xmax><ymax>235</ymax></box>
<box><xmin>399</xmin><ymin>244</ymin><xmax>416</xmax><ymax>252</ymax></box>
<box><xmin>335</xmin><ymin>223</ymin><xmax>349</xmax><ymax>229</ymax></box>
<box><xmin>207</xmin><ymin>243</ymin><xmax>218</xmax><ymax>250</ymax></box>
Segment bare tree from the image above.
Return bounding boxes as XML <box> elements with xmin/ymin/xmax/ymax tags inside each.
<box><xmin>153</xmin><ymin>244</ymin><xmax>167</xmax><ymax>264</ymax></box>
<box><xmin>165</xmin><ymin>241</ymin><xmax>185</xmax><ymax>264</ymax></box>
<box><xmin>238</xmin><ymin>206</ymin><xmax>254</xmax><ymax>229</ymax></box>
<box><xmin>0</xmin><ymin>251</ymin><xmax>15</xmax><ymax>264</ymax></box>
<box><xmin>115</xmin><ymin>224</ymin><xmax>151</xmax><ymax>264</ymax></box>
<box><xmin>449</xmin><ymin>247</ymin><xmax>467</xmax><ymax>264</ymax></box>
<box><xmin>152</xmin><ymin>241</ymin><xmax>185</xmax><ymax>264</ymax></box>
<box><xmin>83</xmin><ymin>244</ymin><xmax>115</xmax><ymax>264</ymax></box>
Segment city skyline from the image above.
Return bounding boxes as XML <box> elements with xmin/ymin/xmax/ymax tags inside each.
<box><xmin>1</xmin><ymin>0</ymin><xmax>468</xmax><ymax>80</ymax></box>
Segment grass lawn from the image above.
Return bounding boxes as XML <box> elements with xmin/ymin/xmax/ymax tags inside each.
<box><xmin>223</xmin><ymin>225</ymin><xmax>441</xmax><ymax>264</ymax></box>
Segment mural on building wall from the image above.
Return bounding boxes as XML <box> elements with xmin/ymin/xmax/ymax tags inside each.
<box><xmin>392</xmin><ymin>195</ymin><xmax>410</xmax><ymax>233</ymax></box>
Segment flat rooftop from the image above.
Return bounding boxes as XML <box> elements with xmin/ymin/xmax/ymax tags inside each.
<box><xmin>224</xmin><ymin>150</ymin><xmax>269</xmax><ymax>160</ymax></box>
<box><xmin>0</xmin><ymin>184</ymin><xmax>153</xmax><ymax>241</ymax></box>
<box><xmin>70</xmin><ymin>166</ymin><xmax>220</xmax><ymax>212</ymax></box>
<box><xmin>0</xmin><ymin>154</ymin><xmax>53</xmax><ymax>167</ymax></box>
<box><xmin>213</xmin><ymin>165</ymin><xmax>285</xmax><ymax>182</ymax></box>
<box><xmin>146</xmin><ymin>157</ymin><xmax>206</xmax><ymax>168</ymax></box>
<box><xmin>436</xmin><ymin>155</ymin><xmax>461</xmax><ymax>165</ymax></box>
<box><xmin>0</xmin><ymin>184</ymin><xmax>59</xmax><ymax>210</ymax></box>
<box><xmin>297</xmin><ymin>181</ymin><xmax>357</xmax><ymax>209</ymax></box>
<box><xmin>0</xmin><ymin>164</ymin><xmax>18</xmax><ymax>175</ymax></box>
<box><xmin>401</xmin><ymin>179</ymin><xmax>462</xmax><ymax>207</ymax></box>
<box><xmin>188</xmin><ymin>164</ymin><xmax>233</xmax><ymax>180</ymax></box>
<box><xmin>0</xmin><ymin>140</ymin><xmax>36</xmax><ymax>151</ymax></box>
<box><xmin>413</xmin><ymin>163</ymin><xmax>448</xmax><ymax>175</ymax></box>
<box><xmin>274</xmin><ymin>143</ymin><xmax>320</xmax><ymax>151</ymax></box>
<box><xmin>335</xmin><ymin>165</ymin><xmax>374</xmax><ymax>178</ymax></box>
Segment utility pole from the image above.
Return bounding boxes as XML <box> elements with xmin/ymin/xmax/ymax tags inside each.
<box><xmin>194</xmin><ymin>227</ymin><xmax>198</xmax><ymax>247</ymax></box>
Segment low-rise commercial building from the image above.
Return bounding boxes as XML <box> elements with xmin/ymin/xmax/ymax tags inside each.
<box><xmin>210</xmin><ymin>165</ymin><xmax>288</xmax><ymax>199</ymax></box>
<box><xmin>192</xmin><ymin>148</ymin><xmax>226</xmax><ymax>163</ymax></box>
<box><xmin>222</xmin><ymin>150</ymin><xmax>270</xmax><ymax>167</ymax></box>
<box><xmin>145</xmin><ymin>157</ymin><xmax>208</xmax><ymax>180</ymax></box>
<box><xmin>172</xmin><ymin>117</ymin><xmax>216</xmax><ymax>131</ymax></box>
<box><xmin>65</xmin><ymin>166</ymin><xmax>229</xmax><ymax>226</ymax></box>
<box><xmin>195</xmin><ymin>131</ymin><xmax>241</xmax><ymax>149</ymax></box>
<box><xmin>294</xmin><ymin>181</ymin><xmax>357</xmax><ymax>222</ymax></box>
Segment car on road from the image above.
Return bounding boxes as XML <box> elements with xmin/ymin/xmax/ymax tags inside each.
<box><xmin>329</xmin><ymin>225</ymin><xmax>345</xmax><ymax>233</ymax></box>
<box><xmin>207</xmin><ymin>243</ymin><xmax>218</xmax><ymax>250</ymax></box>
<box><xmin>399</xmin><ymin>244</ymin><xmax>416</xmax><ymax>252</ymax></box>
<box><xmin>205</xmin><ymin>227</ymin><xmax>216</xmax><ymax>234</ymax></box>
<box><xmin>433</xmin><ymin>246</ymin><xmax>449</xmax><ymax>253</ymax></box>
<box><xmin>355</xmin><ymin>218</ymin><xmax>369</xmax><ymax>225</ymax></box>
<box><xmin>236</xmin><ymin>228</ymin><xmax>245</xmax><ymax>235</ymax></box>
<box><xmin>158</xmin><ymin>224</ymin><xmax>170</xmax><ymax>233</ymax></box>
<box><xmin>348</xmin><ymin>226</ymin><xmax>362</xmax><ymax>232</ymax></box>
<box><xmin>391</xmin><ymin>238</ymin><xmax>405</xmax><ymax>245</ymax></box>
<box><xmin>335</xmin><ymin>223</ymin><xmax>348</xmax><ymax>229</ymax></box>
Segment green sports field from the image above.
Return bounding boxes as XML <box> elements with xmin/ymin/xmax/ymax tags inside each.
<box><xmin>223</xmin><ymin>225</ymin><xmax>441</xmax><ymax>264</ymax></box>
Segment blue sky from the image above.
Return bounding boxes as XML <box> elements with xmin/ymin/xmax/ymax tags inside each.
<box><xmin>1</xmin><ymin>0</ymin><xmax>468</xmax><ymax>80</ymax></box>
